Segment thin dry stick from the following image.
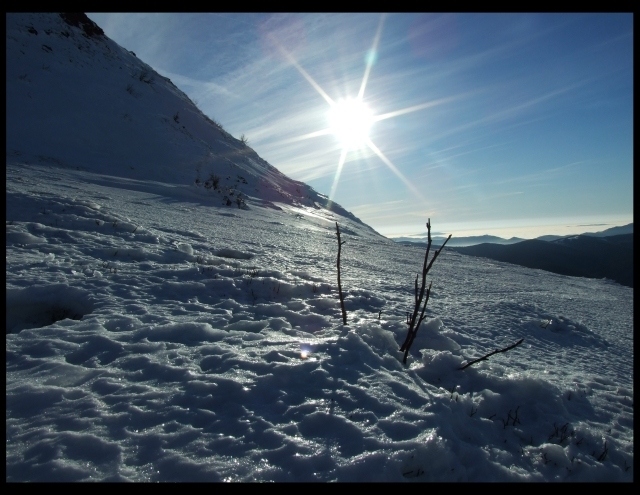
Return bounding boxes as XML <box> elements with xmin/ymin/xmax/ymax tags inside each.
<box><xmin>458</xmin><ymin>338</ymin><xmax>525</xmax><ymax>370</ymax></box>
<box><xmin>402</xmin><ymin>281</ymin><xmax>432</xmax><ymax>363</ymax></box>
<box><xmin>335</xmin><ymin>222</ymin><xmax>347</xmax><ymax>325</ymax></box>
<box><xmin>400</xmin><ymin>219</ymin><xmax>451</xmax><ymax>364</ymax></box>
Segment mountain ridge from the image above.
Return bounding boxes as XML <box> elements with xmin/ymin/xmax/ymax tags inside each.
<box><xmin>6</xmin><ymin>12</ymin><xmax>379</xmax><ymax>237</ymax></box>
<box><xmin>392</xmin><ymin>223</ymin><xmax>633</xmax><ymax>247</ymax></box>
<box><xmin>393</xmin><ymin>234</ymin><xmax>525</xmax><ymax>247</ymax></box>
<box><xmin>450</xmin><ymin>233</ymin><xmax>633</xmax><ymax>287</ymax></box>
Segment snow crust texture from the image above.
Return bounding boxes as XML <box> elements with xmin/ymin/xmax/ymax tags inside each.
<box><xmin>6</xmin><ymin>164</ymin><xmax>633</xmax><ymax>482</ymax></box>
<box><xmin>6</xmin><ymin>13</ymin><xmax>633</xmax><ymax>482</ymax></box>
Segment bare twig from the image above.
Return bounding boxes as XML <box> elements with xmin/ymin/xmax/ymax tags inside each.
<box><xmin>509</xmin><ymin>406</ymin><xmax>521</xmax><ymax>426</ymax></box>
<box><xmin>596</xmin><ymin>442</ymin><xmax>608</xmax><ymax>462</ymax></box>
<box><xmin>448</xmin><ymin>386</ymin><xmax>457</xmax><ymax>400</ymax></box>
<box><xmin>335</xmin><ymin>222</ymin><xmax>347</xmax><ymax>325</ymax></box>
<box><xmin>400</xmin><ymin>219</ymin><xmax>451</xmax><ymax>364</ymax></box>
<box><xmin>549</xmin><ymin>422</ymin><xmax>570</xmax><ymax>444</ymax></box>
<box><xmin>458</xmin><ymin>338</ymin><xmax>524</xmax><ymax>370</ymax></box>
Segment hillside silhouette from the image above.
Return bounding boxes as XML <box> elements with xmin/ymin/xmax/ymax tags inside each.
<box><xmin>451</xmin><ymin>233</ymin><xmax>633</xmax><ymax>287</ymax></box>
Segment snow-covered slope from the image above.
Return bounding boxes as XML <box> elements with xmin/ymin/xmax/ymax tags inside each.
<box><xmin>6</xmin><ymin>13</ymin><xmax>633</xmax><ymax>482</ymax></box>
<box><xmin>6</xmin><ymin>13</ymin><xmax>370</xmax><ymax>231</ymax></box>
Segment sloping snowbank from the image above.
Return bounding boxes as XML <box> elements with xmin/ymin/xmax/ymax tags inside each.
<box><xmin>6</xmin><ymin>163</ymin><xmax>633</xmax><ymax>481</ymax></box>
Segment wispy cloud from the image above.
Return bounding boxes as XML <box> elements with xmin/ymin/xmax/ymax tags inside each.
<box><xmin>426</xmin><ymin>81</ymin><xmax>592</xmax><ymax>146</ymax></box>
<box><xmin>86</xmin><ymin>13</ymin><xmax>632</xmax><ymax>239</ymax></box>
<box><xmin>489</xmin><ymin>161</ymin><xmax>587</xmax><ymax>187</ymax></box>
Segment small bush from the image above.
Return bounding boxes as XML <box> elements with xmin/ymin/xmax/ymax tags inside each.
<box><xmin>173</xmin><ymin>112</ymin><xmax>180</xmax><ymax>123</ymax></box>
<box><xmin>138</xmin><ymin>69</ymin><xmax>154</xmax><ymax>84</ymax></box>
<box><xmin>240</xmin><ymin>134</ymin><xmax>249</xmax><ymax>146</ymax></box>
<box><xmin>204</xmin><ymin>173</ymin><xmax>220</xmax><ymax>190</ymax></box>
<box><xmin>206</xmin><ymin>116</ymin><xmax>224</xmax><ymax>130</ymax></box>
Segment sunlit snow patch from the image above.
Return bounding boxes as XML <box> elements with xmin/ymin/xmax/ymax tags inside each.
<box><xmin>176</xmin><ymin>242</ymin><xmax>194</xmax><ymax>255</ymax></box>
<box><xmin>213</xmin><ymin>248</ymin><xmax>253</xmax><ymax>260</ymax></box>
<box><xmin>6</xmin><ymin>225</ymin><xmax>47</xmax><ymax>245</ymax></box>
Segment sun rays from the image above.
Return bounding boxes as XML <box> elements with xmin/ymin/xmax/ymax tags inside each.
<box><xmin>267</xmin><ymin>14</ymin><xmax>449</xmax><ymax>207</ymax></box>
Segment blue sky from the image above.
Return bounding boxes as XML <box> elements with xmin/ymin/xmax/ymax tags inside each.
<box><xmin>87</xmin><ymin>13</ymin><xmax>633</xmax><ymax>239</ymax></box>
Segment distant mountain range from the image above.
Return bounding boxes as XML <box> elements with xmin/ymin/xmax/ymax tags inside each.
<box><xmin>535</xmin><ymin>223</ymin><xmax>634</xmax><ymax>242</ymax></box>
<box><xmin>451</xmin><ymin>231</ymin><xmax>633</xmax><ymax>288</ymax></box>
<box><xmin>392</xmin><ymin>223</ymin><xmax>633</xmax><ymax>247</ymax></box>
<box><xmin>393</xmin><ymin>224</ymin><xmax>633</xmax><ymax>287</ymax></box>
<box><xmin>393</xmin><ymin>234</ymin><xmax>525</xmax><ymax>247</ymax></box>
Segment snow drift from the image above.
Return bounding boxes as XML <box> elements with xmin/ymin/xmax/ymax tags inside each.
<box><xmin>6</xmin><ymin>13</ymin><xmax>633</xmax><ymax>482</ymax></box>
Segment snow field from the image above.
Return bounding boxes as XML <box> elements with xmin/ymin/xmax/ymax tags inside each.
<box><xmin>6</xmin><ymin>12</ymin><xmax>632</xmax><ymax>482</ymax></box>
<box><xmin>6</xmin><ymin>163</ymin><xmax>633</xmax><ymax>481</ymax></box>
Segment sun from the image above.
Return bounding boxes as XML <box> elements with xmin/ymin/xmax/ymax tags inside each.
<box><xmin>269</xmin><ymin>14</ymin><xmax>433</xmax><ymax>204</ymax></box>
<box><xmin>327</xmin><ymin>98</ymin><xmax>374</xmax><ymax>150</ymax></box>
